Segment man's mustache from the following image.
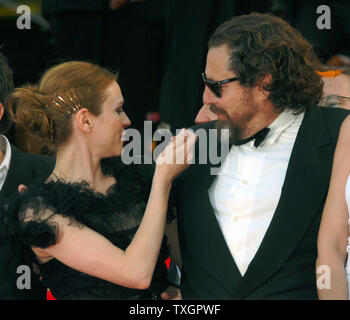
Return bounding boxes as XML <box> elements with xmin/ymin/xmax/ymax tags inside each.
<box><xmin>209</xmin><ymin>104</ymin><xmax>227</xmax><ymax>117</ymax></box>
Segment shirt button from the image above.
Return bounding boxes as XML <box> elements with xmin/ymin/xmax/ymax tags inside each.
<box><xmin>233</xmin><ymin>216</ymin><xmax>240</xmax><ymax>222</ymax></box>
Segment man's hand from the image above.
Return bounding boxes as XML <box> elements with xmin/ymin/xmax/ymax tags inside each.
<box><xmin>161</xmin><ymin>286</ymin><xmax>182</xmax><ymax>300</ymax></box>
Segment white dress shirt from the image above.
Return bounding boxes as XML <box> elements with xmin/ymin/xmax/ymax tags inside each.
<box><xmin>0</xmin><ymin>134</ymin><xmax>12</xmax><ymax>191</ymax></box>
<box><xmin>208</xmin><ymin>109</ymin><xmax>305</xmax><ymax>276</ymax></box>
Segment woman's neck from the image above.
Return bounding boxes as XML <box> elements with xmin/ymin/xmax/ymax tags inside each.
<box><xmin>51</xmin><ymin>141</ymin><xmax>115</xmax><ymax>194</ymax></box>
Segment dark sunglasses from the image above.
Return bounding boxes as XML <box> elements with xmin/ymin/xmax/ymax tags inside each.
<box><xmin>202</xmin><ymin>72</ymin><xmax>239</xmax><ymax>98</ymax></box>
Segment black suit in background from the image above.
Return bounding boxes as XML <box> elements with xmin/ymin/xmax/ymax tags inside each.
<box><xmin>0</xmin><ymin>145</ymin><xmax>54</xmax><ymax>300</ymax></box>
<box><xmin>106</xmin><ymin>0</ymin><xmax>166</xmax><ymax>132</ymax></box>
<box><xmin>174</xmin><ymin>105</ymin><xmax>349</xmax><ymax>299</ymax></box>
<box><xmin>41</xmin><ymin>0</ymin><xmax>109</xmax><ymax>65</ymax></box>
<box><xmin>271</xmin><ymin>0</ymin><xmax>350</xmax><ymax>62</ymax></box>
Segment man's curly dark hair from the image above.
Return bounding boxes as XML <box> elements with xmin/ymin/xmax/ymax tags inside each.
<box><xmin>0</xmin><ymin>51</ymin><xmax>14</xmax><ymax>134</ymax></box>
<box><xmin>208</xmin><ymin>12</ymin><xmax>324</xmax><ymax>113</ymax></box>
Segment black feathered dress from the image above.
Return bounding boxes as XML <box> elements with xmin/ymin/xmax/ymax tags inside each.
<box><xmin>0</xmin><ymin>158</ymin><xmax>171</xmax><ymax>300</ymax></box>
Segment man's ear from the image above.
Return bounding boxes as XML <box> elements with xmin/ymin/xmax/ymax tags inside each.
<box><xmin>0</xmin><ymin>103</ymin><xmax>4</xmax><ymax>122</ymax></box>
<box><xmin>257</xmin><ymin>74</ymin><xmax>272</xmax><ymax>100</ymax></box>
<box><xmin>75</xmin><ymin>108</ymin><xmax>94</xmax><ymax>132</ymax></box>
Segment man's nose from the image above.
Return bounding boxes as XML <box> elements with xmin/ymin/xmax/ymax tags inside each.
<box><xmin>195</xmin><ymin>104</ymin><xmax>218</xmax><ymax>124</ymax></box>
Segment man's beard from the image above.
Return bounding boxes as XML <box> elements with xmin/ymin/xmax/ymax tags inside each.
<box><xmin>209</xmin><ymin>89</ymin><xmax>258</xmax><ymax>146</ymax></box>
<box><xmin>209</xmin><ymin>104</ymin><xmax>244</xmax><ymax>146</ymax></box>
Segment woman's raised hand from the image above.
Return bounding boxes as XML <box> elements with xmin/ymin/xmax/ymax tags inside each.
<box><xmin>154</xmin><ymin>128</ymin><xmax>197</xmax><ymax>185</ymax></box>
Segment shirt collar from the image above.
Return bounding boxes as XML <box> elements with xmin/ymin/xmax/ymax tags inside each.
<box><xmin>0</xmin><ymin>134</ymin><xmax>11</xmax><ymax>174</ymax></box>
<box><xmin>262</xmin><ymin>108</ymin><xmax>304</xmax><ymax>146</ymax></box>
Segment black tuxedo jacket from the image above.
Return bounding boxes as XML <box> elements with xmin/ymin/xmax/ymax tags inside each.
<box><xmin>0</xmin><ymin>145</ymin><xmax>54</xmax><ymax>199</ymax></box>
<box><xmin>0</xmin><ymin>145</ymin><xmax>54</xmax><ymax>300</ymax></box>
<box><xmin>174</xmin><ymin>105</ymin><xmax>350</xmax><ymax>299</ymax></box>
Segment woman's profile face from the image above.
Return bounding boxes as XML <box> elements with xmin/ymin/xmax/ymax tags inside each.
<box><xmin>91</xmin><ymin>81</ymin><xmax>131</xmax><ymax>157</ymax></box>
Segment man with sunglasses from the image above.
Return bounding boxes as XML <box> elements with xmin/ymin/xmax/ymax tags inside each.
<box><xmin>173</xmin><ymin>13</ymin><xmax>350</xmax><ymax>299</ymax></box>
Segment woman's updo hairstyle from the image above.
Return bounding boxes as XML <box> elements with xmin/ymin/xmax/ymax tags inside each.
<box><xmin>7</xmin><ymin>61</ymin><xmax>117</xmax><ymax>155</ymax></box>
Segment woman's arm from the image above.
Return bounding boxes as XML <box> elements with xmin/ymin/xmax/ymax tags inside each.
<box><xmin>36</xmin><ymin>129</ymin><xmax>196</xmax><ymax>290</ymax></box>
<box><xmin>317</xmin><ymin>115</ymin><xmax>350</xmax><ymax>299</ymax></box>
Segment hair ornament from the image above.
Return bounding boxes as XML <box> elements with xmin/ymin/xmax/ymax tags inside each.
<box><xmin>51</xmin><ymin>87</ymin><xmax>88</xmax><ymax>118</ymax></box>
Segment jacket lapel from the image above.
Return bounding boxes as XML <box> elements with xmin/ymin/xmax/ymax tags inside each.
<box><xmin>204</xmin><ymin>162</ymin><xmax>245</xmax><ymax>285</ymax></box>
<box><xmin>231</xmin><ymin>105</ymin><xmax>332</xmax><ymax>299</ymax></box>
<box><xmin>1</xmin><ymin>145</ymin><xmax>33</xmax><ymax>199</ymax></box>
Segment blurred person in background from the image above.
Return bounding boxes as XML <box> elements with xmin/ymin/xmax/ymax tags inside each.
<box><xmin>0</xmin><ymin>51</ymin><xmax>54</xmax><ymax>300</ymax></box>
<box><xmin>319</xmin><ymin>69</ymin><xmax>350</xmax><ymax>109</ymax></box>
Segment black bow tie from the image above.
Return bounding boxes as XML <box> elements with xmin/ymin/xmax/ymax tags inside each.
<box><xmin>233</xmin><ymin>127</ymin><xmax>270</xmax><ymax>148</ymax></box>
